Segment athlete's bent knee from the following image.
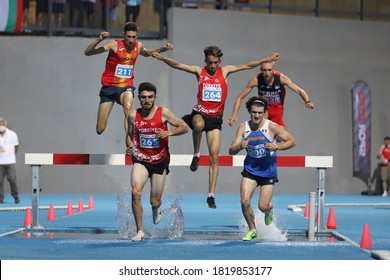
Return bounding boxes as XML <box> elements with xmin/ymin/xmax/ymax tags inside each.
<box><xmin>241</xmin><ymin>198</ymin><xmax>251</xmax><ymax>208</ymax></box>
<box><xmin>258</xmin><ymin>204</ymin><xmax>271</xmax><ymax>213</ymax></box>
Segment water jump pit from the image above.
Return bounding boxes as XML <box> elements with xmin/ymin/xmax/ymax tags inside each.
<box><xmin>7</xmin><ymin>226</ymin><xmax>343</xmax><ymax>244</ymax></box>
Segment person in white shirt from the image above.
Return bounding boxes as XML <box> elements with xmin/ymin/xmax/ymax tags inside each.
<box><xmin>0</xmin><ymin>118</ymin><xmax>20</xmax><ymax>204</ymax></box>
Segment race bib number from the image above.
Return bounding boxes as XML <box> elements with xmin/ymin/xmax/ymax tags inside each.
<box><xmin>140</xmin><ymin>134</ymin><xmax>159</xmax><ymax>149</ymax></box>
<box><xmin>247</xmin><ymin>144</ymin><xmax>266</xmax><ymax>158</ymax></box>
<box><xmin>115</xmin><ymin>64</ymin><xmax>133</xmax><ymax>78</ymax></box>
<box><xmin>202</xmin><ymin>87</ymin><xmax>222</xmax><ymax>102</ymax></box>
<box><xmin>267</xmin><ymin>95</ymin><xmax>281</xmax><ymax>104</ymax></box>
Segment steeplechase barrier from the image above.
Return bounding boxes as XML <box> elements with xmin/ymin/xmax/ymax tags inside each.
<box><xmin>25</xmin><ymin>153</ymin><xmax>333</xmax><ymax>230</ymax></box>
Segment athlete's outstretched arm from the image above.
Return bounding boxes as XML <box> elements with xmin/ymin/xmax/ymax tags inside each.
<box><xmin>152</xmin><ymin>53</ymin><xmax>201</xmax><ymax>75</ymax></box>
<box><xmin>223</xmin><ymin>52</ymin><xmax>280</xmax><ymax>76</ymax></box>
<box><xmin>228</xmin><ymin>76</ymin><xmax>258</xmax><ymax>126</ymax></box>
<box><xmin>139</xmin><ymin>43</ymin><xmax>174</xmax><ymax>57</ymax></box>
<box><xmin>280</xmin><ymin>74</ymin><xmax>314</xmax><ymax>109</ymax></box>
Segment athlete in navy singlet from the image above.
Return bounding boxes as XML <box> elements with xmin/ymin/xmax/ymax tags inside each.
<box><xmin>228</xmin><ymin>61</ymin><xmax>314</xmax><ymax>128</ymax></box>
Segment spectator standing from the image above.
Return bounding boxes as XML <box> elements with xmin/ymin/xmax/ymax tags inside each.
<box><xmin>52</xmin><ymin>0</ymin><xmax>66</xmax><ymax>27</ymax></box>
<box><xmin>36</xmin><ymin>0</ymin><xmax>48</xmax><ymax>26</ymax></box>
<box><xmin>377</xmin><ymin>136</ymin><xmax>390</xmax><ymax>197</ymax></box>
<box><xmin>124</xmin><ymin>0</ymin><xmax>142</xmax><ymax>23</ymax></box>
<box><xmin>22</xmin><ymin>0</ymin><xmax>30</xmax><ymax>28</ymax></box>
<box><xmin>101</xmin><ymin>0</ymin><xmax>119</xmax><ymax>29</ymax></box>
<box><xmin>67</xmin><ymin>0</ymin><xmax>84</xmax><ymax>28</ymax></box>
<box><xmin>83</xmin><ymin>0</ymin><xmax>96</xmax><ymax>28</ymax></box>
<box><xmin>0</xmin><ymin>118</ymin><xmax>20</xmax><ymax>204</ymax></box>
<box><xmin>153</xmin><ymin>0</ymin><xmax>171</xmax><ymax>32</ymax></box>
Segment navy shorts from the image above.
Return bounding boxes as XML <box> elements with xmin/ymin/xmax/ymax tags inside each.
<box><xmin>99</xmin><ymin>86</ymin><xmax>135</xmax><ymax>104</ymax></box>
<box><xmin>241</xmin><ymin>169</ymin><xmax>278</xmax><ymax>186</ymax></box>
<box><xmin>182</xmin><ymin>110</ymin><xmax>223</xmax><ymax>132</ymax></box>
<box><xmin>132</xmin><ymin>156</ymin><xmax>170</xmax><ymax>178</ymax></box>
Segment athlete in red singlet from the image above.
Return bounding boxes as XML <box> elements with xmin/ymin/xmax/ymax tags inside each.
<box><xmin>377</xmin><ymin>136</ymin><xmax>390</xmax><ymax>197</ymax></box>
<box><xmin>127</xmin><ymin>82</ymin><xmax>188</xmax><ymax>242</ymax></box>
<box><xmin>228</xmin><ymin>61</ymin><xmax>314</xmax><ymax>128</ymax></box>
<box><xmin>193</xmin><ymin>66</ymin><xmax>228</xmax><ymax>117</ymax></box>
<box><xmin>84</xmin><ymin>22</ymin><xmax>173</xmax><ymax>151</ymax></box>
<box><xmin>132</xmin><ymin>106</ymin><xmax>169</xmax><ymax>164</ymax></box>
<box><xmin>152</xmin><ymin>46</ymin><xmax>279</xmax><ymax>209</ymax></box>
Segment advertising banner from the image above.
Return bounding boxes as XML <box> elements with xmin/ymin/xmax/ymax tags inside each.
<box><xmin>351</xmin><ymin>80</ymin><xmax>371</xmax><ymax>185</ymax></box>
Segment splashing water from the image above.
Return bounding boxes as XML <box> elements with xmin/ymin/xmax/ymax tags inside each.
<box><xmin>116</xmin><ymin>194</ymin><xmax>185</xmax><ymax>240</ymax></box>
<box><xmin>238</xmin><ymin>209</ymin><xmax>287</xmax><ymax>241</ymax></box>
<box><xmin>168</xmin><ymin>196</ymin><xmax>184</xmax><ymax>239</ymax></box>
<box><xmin>116</xmin><ymin>194</ymin><xmax>135</xmax><ymax>239</ymax></box>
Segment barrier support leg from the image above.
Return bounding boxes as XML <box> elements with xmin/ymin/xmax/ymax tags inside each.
<box><xmin>308</xmin><ymin>191</ymin><xmax>316</xmax><ymax>240</ymax></box>
<box><xmin>316</xmin><ymin>167</ymin><xmax>327</xmax><ymax>232</ymax></box>
<box><xmin>31</xmin><ymin>165</ymin><xmax>42</xmax><ymax>228</ymax></box>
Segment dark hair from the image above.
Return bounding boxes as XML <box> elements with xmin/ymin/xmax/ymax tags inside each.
<box><xmin>138</xmin><ymin>82</ymin><xmax>157</xmax><ymax>95</ymax></box>
<box><xmin>385</xmin><ymin>136</ymin><xmax>390</xmax><ymax>141</ymax></box>
<box><xmin>204</xmin><ymin>46</ymin><xmax>223</xmax><ymax>59</ymax></box>
<box><xmin>246</xmin><ymin>96</ymin><xmax>268</xmax><ymax>113</ymax></box>
<box><xmin>124</xmin><ymin>22</ymin><xmax>138</xmax><ymax>33</ymax></box>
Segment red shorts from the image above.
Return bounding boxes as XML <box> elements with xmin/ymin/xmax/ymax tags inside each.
<box><xmin>267</xmin><ymin>110</ymin><xmax>285</xmax><ymax>128</ymax></box>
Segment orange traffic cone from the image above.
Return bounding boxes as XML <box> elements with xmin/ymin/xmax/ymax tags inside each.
<box><xmin>47</xmin><ymin>203</ymin><xmax>56</xmax><ymax>220</ymax></box>
<box><xmin>327</xmin><ymin>236</ymin><xmax>337</xmax><ymax>242</ymax></box>
<box><xmin>303</xmin><ymin>202</ymin><xmax>309</xmax><ymax>218</ymax></box>
<box><xmin>66</xmin><ymin>200</ymin><xmax>74</xmax><ymax>216</ymax></box>
<box><xmin>24</xmin><ymin>208</ymin><xmax>32</xmax><ymax>227</ymax></box>
<box><xmin>88</xmin><ymin>196</ymin><xmax>95</xmax><ymax>210</ymax></box>
<box><xmin>360</xmin><ymin>223</ymin><xmax>373</xmax><ymax>248</ymax></box>
<box><xmin>77</xmin><ymin>198</ymin><xmax>84</xmax><ymax>213</ymax></box>
<box><xmin>327</xmin><ymin>208</ymin><xmax>337</xmax><ymax>229</ymax></box>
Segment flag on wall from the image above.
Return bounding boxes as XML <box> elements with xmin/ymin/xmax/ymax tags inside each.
<box><xmin>351</xmin><ymin>80</ymin><xmax>371</xmax><ymax>185</ymax></box>
<box><xmin>0</xmin><ymin>0</ymin><xmax>24</xmax><ymax>33</ymax></box>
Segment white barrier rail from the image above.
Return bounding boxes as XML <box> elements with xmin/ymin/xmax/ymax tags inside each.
<box><xmin>25</xmin><ymin>153</ymin><xmax>333</xmax><ymax>230</ymax></box>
